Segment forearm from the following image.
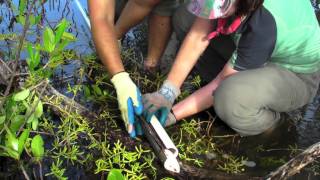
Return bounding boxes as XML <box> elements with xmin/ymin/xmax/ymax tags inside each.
<box><xmin>167</xmin><ymin>18</ymin><xmax>212</xmax><ymax>88</ymax></box>
<box><xmin>91</xmin><ymin>21</ymin><xmax>124</xmax><ymax>75</ymax></box>
<box><xmin>172</xmin><ymin>78</ymin><xmax>220</xmax><ymax>119</ymax></box>
<box><xmin>173</xmin><ymin>63</ymin><xmax>238</xmax><ymax>120</ymax></box>
<box><xmin>88</xmin><ymin>0</ymin><xmax>124</xmax><ymax>76</ymax></box>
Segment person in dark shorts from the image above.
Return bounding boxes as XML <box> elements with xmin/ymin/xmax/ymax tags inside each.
<box><xmin>88</xmin><ymin>0</ymin><xmax>178</xmax><ymax>138</ymax></box>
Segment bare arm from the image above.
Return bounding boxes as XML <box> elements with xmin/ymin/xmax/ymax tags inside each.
<box><xmin>173</xmin><ymin>63</ymin><xmax>238</xmax><ymax>120</ymax></box>
<box><xmin>88</xmin><ymin>0</ymin><xmax>124</xmax><ymax>76</ymax></box>
<box><xmin>167</xmin><ymin>17</ymin><xmax>213</xmax><ymax>88</ymax></box>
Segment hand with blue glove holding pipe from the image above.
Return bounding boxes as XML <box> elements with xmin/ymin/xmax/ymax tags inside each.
<box><xmin>143</xmin><ymin>80</ymin><xmax>180</xmax><ymax>127</ymax></box>
<box><xmin>111</xmin><ymin>72</ymin><xmax>143</xmax><ymax>138</ymax></box>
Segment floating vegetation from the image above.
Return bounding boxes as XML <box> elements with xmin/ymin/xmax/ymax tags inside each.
<box><xmin>217</xmin><ymin>155</ymin><xmax>246</xmax><ymax>174</ymax></box>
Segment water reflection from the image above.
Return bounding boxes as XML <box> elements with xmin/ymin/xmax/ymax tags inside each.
<box><xmin>0</xmin><ymin>0</ymin><xmax>93</xmax><ymax>56</ymax></box>
<box><xmin>297</xmin><ymin>93</ymin><xmax>320</xmax><ymax>148</ymax></box>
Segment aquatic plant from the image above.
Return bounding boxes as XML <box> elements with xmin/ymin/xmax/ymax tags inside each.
<box><xmin>95</xmin><ymin>140</ymin><xmax>154</xmax><ymax>179</ymax></box>
<box><xmin>217</xmin><ymin>155</ymin><xmax>246</xmax><ymax>174</ymax></box>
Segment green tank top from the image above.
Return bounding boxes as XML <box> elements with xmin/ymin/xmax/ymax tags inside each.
<box><xmin>264</xmin><ymin>0</ymin><xmax>320</xmax><ymax>73</ymax></box>
<box><xmin>229</xmin><ymin>0</ymin><xmax>320</xmax><ymax>73</ymax></box>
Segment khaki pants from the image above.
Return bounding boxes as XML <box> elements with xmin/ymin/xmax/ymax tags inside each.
<box><xmin>214</xmin><ymin>64</ymin><xmax>320</xmax><ymax>136</ymax></box>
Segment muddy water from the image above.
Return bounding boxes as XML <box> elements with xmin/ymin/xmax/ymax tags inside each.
<box><xmin>1</xmin><ymin>0</ymin><xmax>320</xmax><ymax>179</ymax></box>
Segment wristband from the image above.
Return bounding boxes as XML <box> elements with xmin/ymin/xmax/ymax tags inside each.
<box><xmin>159</xmin><ymin>80</ymin><xmax>180</xmax><ymax>104</ymax></box>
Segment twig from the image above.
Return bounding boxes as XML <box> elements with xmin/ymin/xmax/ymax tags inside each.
<box><xmin>19</xmin><ymin>163</ymin><xmax>30</xmax><ymax>180</ymax></box>
<box><xmin>28</xmin><ymin>80</ymin><xmax>46</xmax><ymax>91</ymax></box>
<box><xmin>38</xmin><ymin>161</ymin><xmax>43</xmax><ymax>180</ymax></box>
<box><xmin>38</xmin><ymin>83</ymin><xmax>98</xmax><ymax>119</ymax></box>
<box><xmin>0</xmin><ymin>58</ymin><xmax>13</xmax><ymax>73</ymax></box>
<box><xmin>213</xmin><ymin>134</ymin><xmax>239</xmax><ymax>138</ymax></box>
<box><xmin>263</xmin><ymin>148</ymin><xmax>303</xmax><ymax>153</ymax></box>
<box><xmin>266</xmin><ymin>141</ymin><xmax>320</xmax><ymax>179</ymax></box>
<box><xmin>1</xmin><ymin>0</ymin><xmax>36</xmax><ymax>108</ymax></box>
<box><xmin>205</xmin><ymin>111</ymin><xmax>216</xmax><ymax>137</ymax></box>
<box><xmin>15</xmin><ymin>73</ymin><xmax>30</xmax><ymax>77</ymax></box>
<box><xmin>30</xmin><ymin>130</ymin><xmax>54</xmax><ymax>136</ymax></box>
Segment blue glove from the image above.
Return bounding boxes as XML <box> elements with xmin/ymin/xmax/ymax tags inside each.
<box><xmin>111</xmin><ymin>72</ymin><xmax>143</xmax><ymax>138</ymax></box>
<box><xmin>142</xmin><ymin>80</ymin><xmax>180</xmax><ymax>126</ymax></box>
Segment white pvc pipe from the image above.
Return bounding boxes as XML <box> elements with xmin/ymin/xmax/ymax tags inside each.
<box><xmin>74</xmin><ymin>0</ymin><xmax>91</xmax><ymax>29</ymax></box>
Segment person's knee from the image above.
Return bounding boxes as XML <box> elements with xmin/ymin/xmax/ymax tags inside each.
<box><xmin>214</xmin><ymin>79</ymin><xmax>247</xmax><ymax>123</ymax></box>
<box><xmin>213</xmin><ymin>77</ymin><xmax>269</xmax><ymax>136</ymax></box>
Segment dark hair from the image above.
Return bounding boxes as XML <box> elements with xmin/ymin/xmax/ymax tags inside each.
<box><xmin>236</xmin><ymin>0</ymin><xmax>264</xmax><ymax>16</ymax></box>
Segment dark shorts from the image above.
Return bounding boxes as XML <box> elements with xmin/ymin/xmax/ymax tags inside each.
<box><xmin>116</xmin><ymin>0</ymin><xmax>179</xmax><ymax>18</ymax></box>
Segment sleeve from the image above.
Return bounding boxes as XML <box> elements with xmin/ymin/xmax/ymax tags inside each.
<box><xmin>230</xmin><ymin>7</ymin><xmax>277</xmax><ymax>71</ymax></box>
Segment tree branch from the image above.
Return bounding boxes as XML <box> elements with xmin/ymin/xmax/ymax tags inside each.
<box><xmin>1</xmin><ymin>0</ymin><xmax>36</xmax><ymax>109</ymax></box>
<box><xmin>266</xmin><ymin>142</ymin><xmax>320</xmax><ymax>179</ymax></box>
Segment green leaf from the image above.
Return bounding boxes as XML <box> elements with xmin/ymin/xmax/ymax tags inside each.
<box><xmin>5</xmin><ymin>128</ymin><xmax>19</xmax><ymax>153</ymax></box>
<box><xmin>29</xmin><ymin>14</ymin><xmax>35</xmax><ymax>26</ymax></box>
<box><xmin>56</xmin><ymin>40</ymin><xmax>70</xmax><ymax>52</ymax></box>
<box><xmin>62</xmin><ymin>32</ymin><xmax>76</xmax><ymax>41</ymax></box>
<box><xmin>92</xmin><ymin>85</ymin><xmax>102</xmax><ymax>96</ymax></box>
<box><xmin>27</xmin><ymin>113</ymin><xmax>36</xmax><ymax>123</ymax></box>
<box><xmin>0</xmin><ymin>115</ymin><xmax>5</xmax><ymax>124</ymax></box>
<box><xmin>26</xmin><ymin>57</ymin><xmax>33</xmax><ymax>70</ymax></box>
<box><xmin>28</xmin><ymin>43</ymin><xmax>41</xmax><ymax>69</ymax></box>
<box><xmin>19</xmin><ymin>0</ymin><xmax>27</xmax><ymax>14</ymax></box>
<box><xmin>9</xmin><ymin>115</ymin><xmax>25</xmax><ymax>133</ymax></box>
<box><xmin>55</xmin><ymin>19</ymin><xmax>69</xmax><ymax>44</ymax></box>
<box><xmin>34</xmin><ymin>49</ymin><xmax>40</xmax><ymax>68</ymax></box>
<box><xmin>34</xmin><ymin>97</ymin><xmax>43</xmax><ymax>118</ymax></box>
<box><xmin>83</xmin><ymin>85</ymin><xmax>91</xmax><ymax>97</ymax></box>
<box><xmin>35</xmin><ymin>15</ymin><xmax>41</xmax><ymax>24</ymax></box>
<box><xmin>5</xmin><ymin>98</ymin><xmax>16</xmax><ymax>119</ymax></box>
<box><xmin>27</xmin><ymin>43</ymin><xmax>34</xmax><ymax>59</ymax></box>
<box><xmin>13</xmin><ymin>89</ymin><xmax>30</xmax><ymax>101</ymax></box>
<box><xmin>43</xmin><ymin>27</ymin><xmax>55</xmax><ymax>53</ymax></box>
<box><xmin>48</xmin><ymin>54</ymin><xmax>64</xmax><ymax>68</ymax></box>
<box><xmin>26</xmin><ymin>43</ymin><xmax>35</xmax><ymax>70</ymax></box>
<box><xmin>32</xmin><ymin>118</ymin><xmax>39</xmax><ymax>131</ymax></box>
<box><xmin>17</xmin><ymin>15</ymin><xmax>25</xmax><ymax>25</ymax></box>
<box><xmin>18</xmin><ymin>129</ymin><xmax>30</xmax><ymax>155</ymax></box>
<box><xmin>0</xmin><ymin>145</ymin><xmax>19</xmax><ymax>159</ymax></box>
<box><xmin>107</xmin><ymin>169</ymin><xmax>125</xmax><ymax>180</ymax></box>
<box><xmin>31</xmin><ymin>135</ymin><xmax>44</xmax><ymax>161</ymax></box>
<box><xmin>103</xmin><ymin>90</ymin><xmax>108</xmax><ymax>96</ymax></box>
<box><xmin>35</xmin><ymin>43</ymin><xmax>41</xmax><ymax>51</ymax></box>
